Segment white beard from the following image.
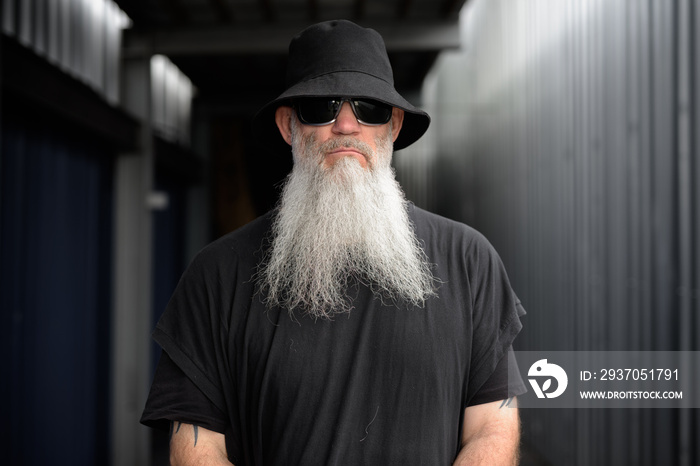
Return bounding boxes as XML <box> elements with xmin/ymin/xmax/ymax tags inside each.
<box><xmin>257</xmin><ymin>117</ymin><xmax>437</xmax><ymax>319</ymax></box>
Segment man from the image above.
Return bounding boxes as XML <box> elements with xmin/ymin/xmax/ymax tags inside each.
<box><xmin>142</xmin><ymin>20</ymin><xmax>526</xmax><ymax>465</ymax></box>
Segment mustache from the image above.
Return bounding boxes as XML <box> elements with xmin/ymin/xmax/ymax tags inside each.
<box><xmin>315</xmin><ymin>137</ymin><xmax>374</xmax><ymax>163</ymax></box>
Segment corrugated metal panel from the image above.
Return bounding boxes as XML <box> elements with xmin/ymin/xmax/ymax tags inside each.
<box><xmin>395</xmin><ymin>0</ymin><xmax>700</xmax><ymax>464</ymax></box>
<box><xmin>0</xmin><ymin>113</ymin><xmax>114</xmax><ymax>465</ymax></box>
<box><xmin>3</xmin><ymin>0</ymin><xmax>130</xmax><ymax>105</ymax></box>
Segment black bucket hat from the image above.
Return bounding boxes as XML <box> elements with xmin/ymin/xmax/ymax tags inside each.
<box><xmin>252</xmin><ymin>20</ymin><xmax>431</xmax><ymax>152</ymax></box>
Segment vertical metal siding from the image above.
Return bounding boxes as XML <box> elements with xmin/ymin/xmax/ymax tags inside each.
<box><xmin>0</xmin><ymin>116</ymin><xmax>113</xmax><ymax>465</ymax></box>
<box><xmin>395</xmin><ymin>0</ymin><xmax>700</xmax><ymax>464</ymax></box>
<box><xmin>2</xmin><ymin>0</ymin><xmax>130</xmax><ymax>105</ymax></box>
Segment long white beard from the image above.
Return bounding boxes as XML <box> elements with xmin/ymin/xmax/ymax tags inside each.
<box><xmin>257</xmin><ymin>118</ymin><xmax>437</xmax><ymax>319</ymax></box>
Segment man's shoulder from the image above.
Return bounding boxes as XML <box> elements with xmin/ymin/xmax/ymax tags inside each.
<box><xmin>410</xmin><ymin>204</ymin><xmax>484</xmax><ymax>241</ymax></box>
<box><xmin>410</xmin><ymin>204</ymin><xmax>501</xmax><ymax>263</ymax></box>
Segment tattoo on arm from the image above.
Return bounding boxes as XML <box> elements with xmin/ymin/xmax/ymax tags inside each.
<box><xmin>169</xmin><ymin>421</ymin><xmax>200</xmax><ymax>446</ymax></box>
<box><xmin>499</xmin><ymin>397</ymin><xmax>515</xmax><ymax>408</ymax></box>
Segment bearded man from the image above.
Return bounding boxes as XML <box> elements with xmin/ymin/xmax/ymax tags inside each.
<box><xmin>142</xmin><ymin>20</ymin><xmax>526</xmax><ymax>466</ymax></box>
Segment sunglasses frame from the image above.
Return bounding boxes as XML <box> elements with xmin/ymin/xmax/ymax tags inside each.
<box><xmin>293</xmin><ymin>97</ymin><xmax>393</xmax><ymax>127</ymax></box>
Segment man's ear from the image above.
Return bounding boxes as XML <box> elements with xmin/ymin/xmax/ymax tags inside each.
<box><xmin>275</xmin><ymin>106</ymin><xmax>294</xmax><ymax>146</ymax></box>
<box><xmin>390</xmin><ymin>108</ymin><xmax>405</xmax><ymax>143</ymax></box>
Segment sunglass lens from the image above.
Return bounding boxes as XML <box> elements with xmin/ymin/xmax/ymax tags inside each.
<box><xmin>297</xmin><ymin>98</ymin><xmax>340</xmax><ymax>124</ymax></box>
<box><xmin>352</xmin><ymin>99</ymin><xmax>392</xmax><ymax>124</ymax></box>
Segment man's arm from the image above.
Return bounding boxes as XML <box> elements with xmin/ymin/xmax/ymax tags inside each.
<box><xmin>452</xmin><ymin>398</ymin><xmax>521</xmax><ymax>466</ymax></box>
<box><xmin>170</xmin><ymin>422</ymin><xmax>233</xmax><ymax>466</ymax></box>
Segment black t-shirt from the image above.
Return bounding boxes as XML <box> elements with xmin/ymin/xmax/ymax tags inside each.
<box><xmin>141</xmin><ymin>205</ymin><xmax>526</xmax><ymax>465</ymax></box>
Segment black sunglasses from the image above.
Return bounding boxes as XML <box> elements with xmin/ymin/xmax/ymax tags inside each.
<box><xmin>294</xmin><ymin>97</ymin><xmax>393</xmax><ymax>126</ymax></box>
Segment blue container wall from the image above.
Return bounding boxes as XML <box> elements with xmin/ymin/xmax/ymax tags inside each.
<box><xmin>395</xmin><ymin>0</ymin><xmax>700</xmax><ymax>464</ymax></box>
<box><xmin>1</xmin><ymin>112</ymin><xmax>113</xmax><ymax>465</ymax></box>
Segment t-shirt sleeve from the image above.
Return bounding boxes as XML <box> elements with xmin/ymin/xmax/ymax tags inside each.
<box><xmin>140</xmin><ymin>350</ymin><xmax>228</xmax><ymax>433</ymax></box>
<box><xmin>140</xmin><ymin>242</ymin><xmax>241</xmax><ymax>431</ymax></box>
<box><xmin>464</xmin><ymin>232</ymin><xmax>527</xmax><ymax>406</ymax></box>
<box><xmin>467</xmin><ymin>347</ymin><xmax>526</xmax><ymax>406</ymax></box>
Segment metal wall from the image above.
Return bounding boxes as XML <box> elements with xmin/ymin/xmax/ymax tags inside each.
<box><xmin>396</xmin><ymin>0</ymin><xmax>699</xmax><ymax>464</ymax></box>
<box><xmin>2</xmin><ymin>2</ymin><xmax>200</xmax><ymax>464</ymax></box>
<box><xmin>2</xmin><ymin>0</ymin><xmax>130</xmax><ymax>105</ymax></box>
<box><xmin>1</xmin><ymin>104</ymin><xmax>114</xmax><ymax>466</ymax></box>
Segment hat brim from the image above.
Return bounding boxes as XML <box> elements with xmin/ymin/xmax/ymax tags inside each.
<box><xmin>252</xmin><ymin>70</ymin><xmax>430</xmax><ymax>153</ymax></box>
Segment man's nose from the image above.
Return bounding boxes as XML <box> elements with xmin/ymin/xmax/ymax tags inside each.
<box><xmin>332</xmin><ymin>102</ymin><xmax>361</xmax><ymax>134</ymax></box>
